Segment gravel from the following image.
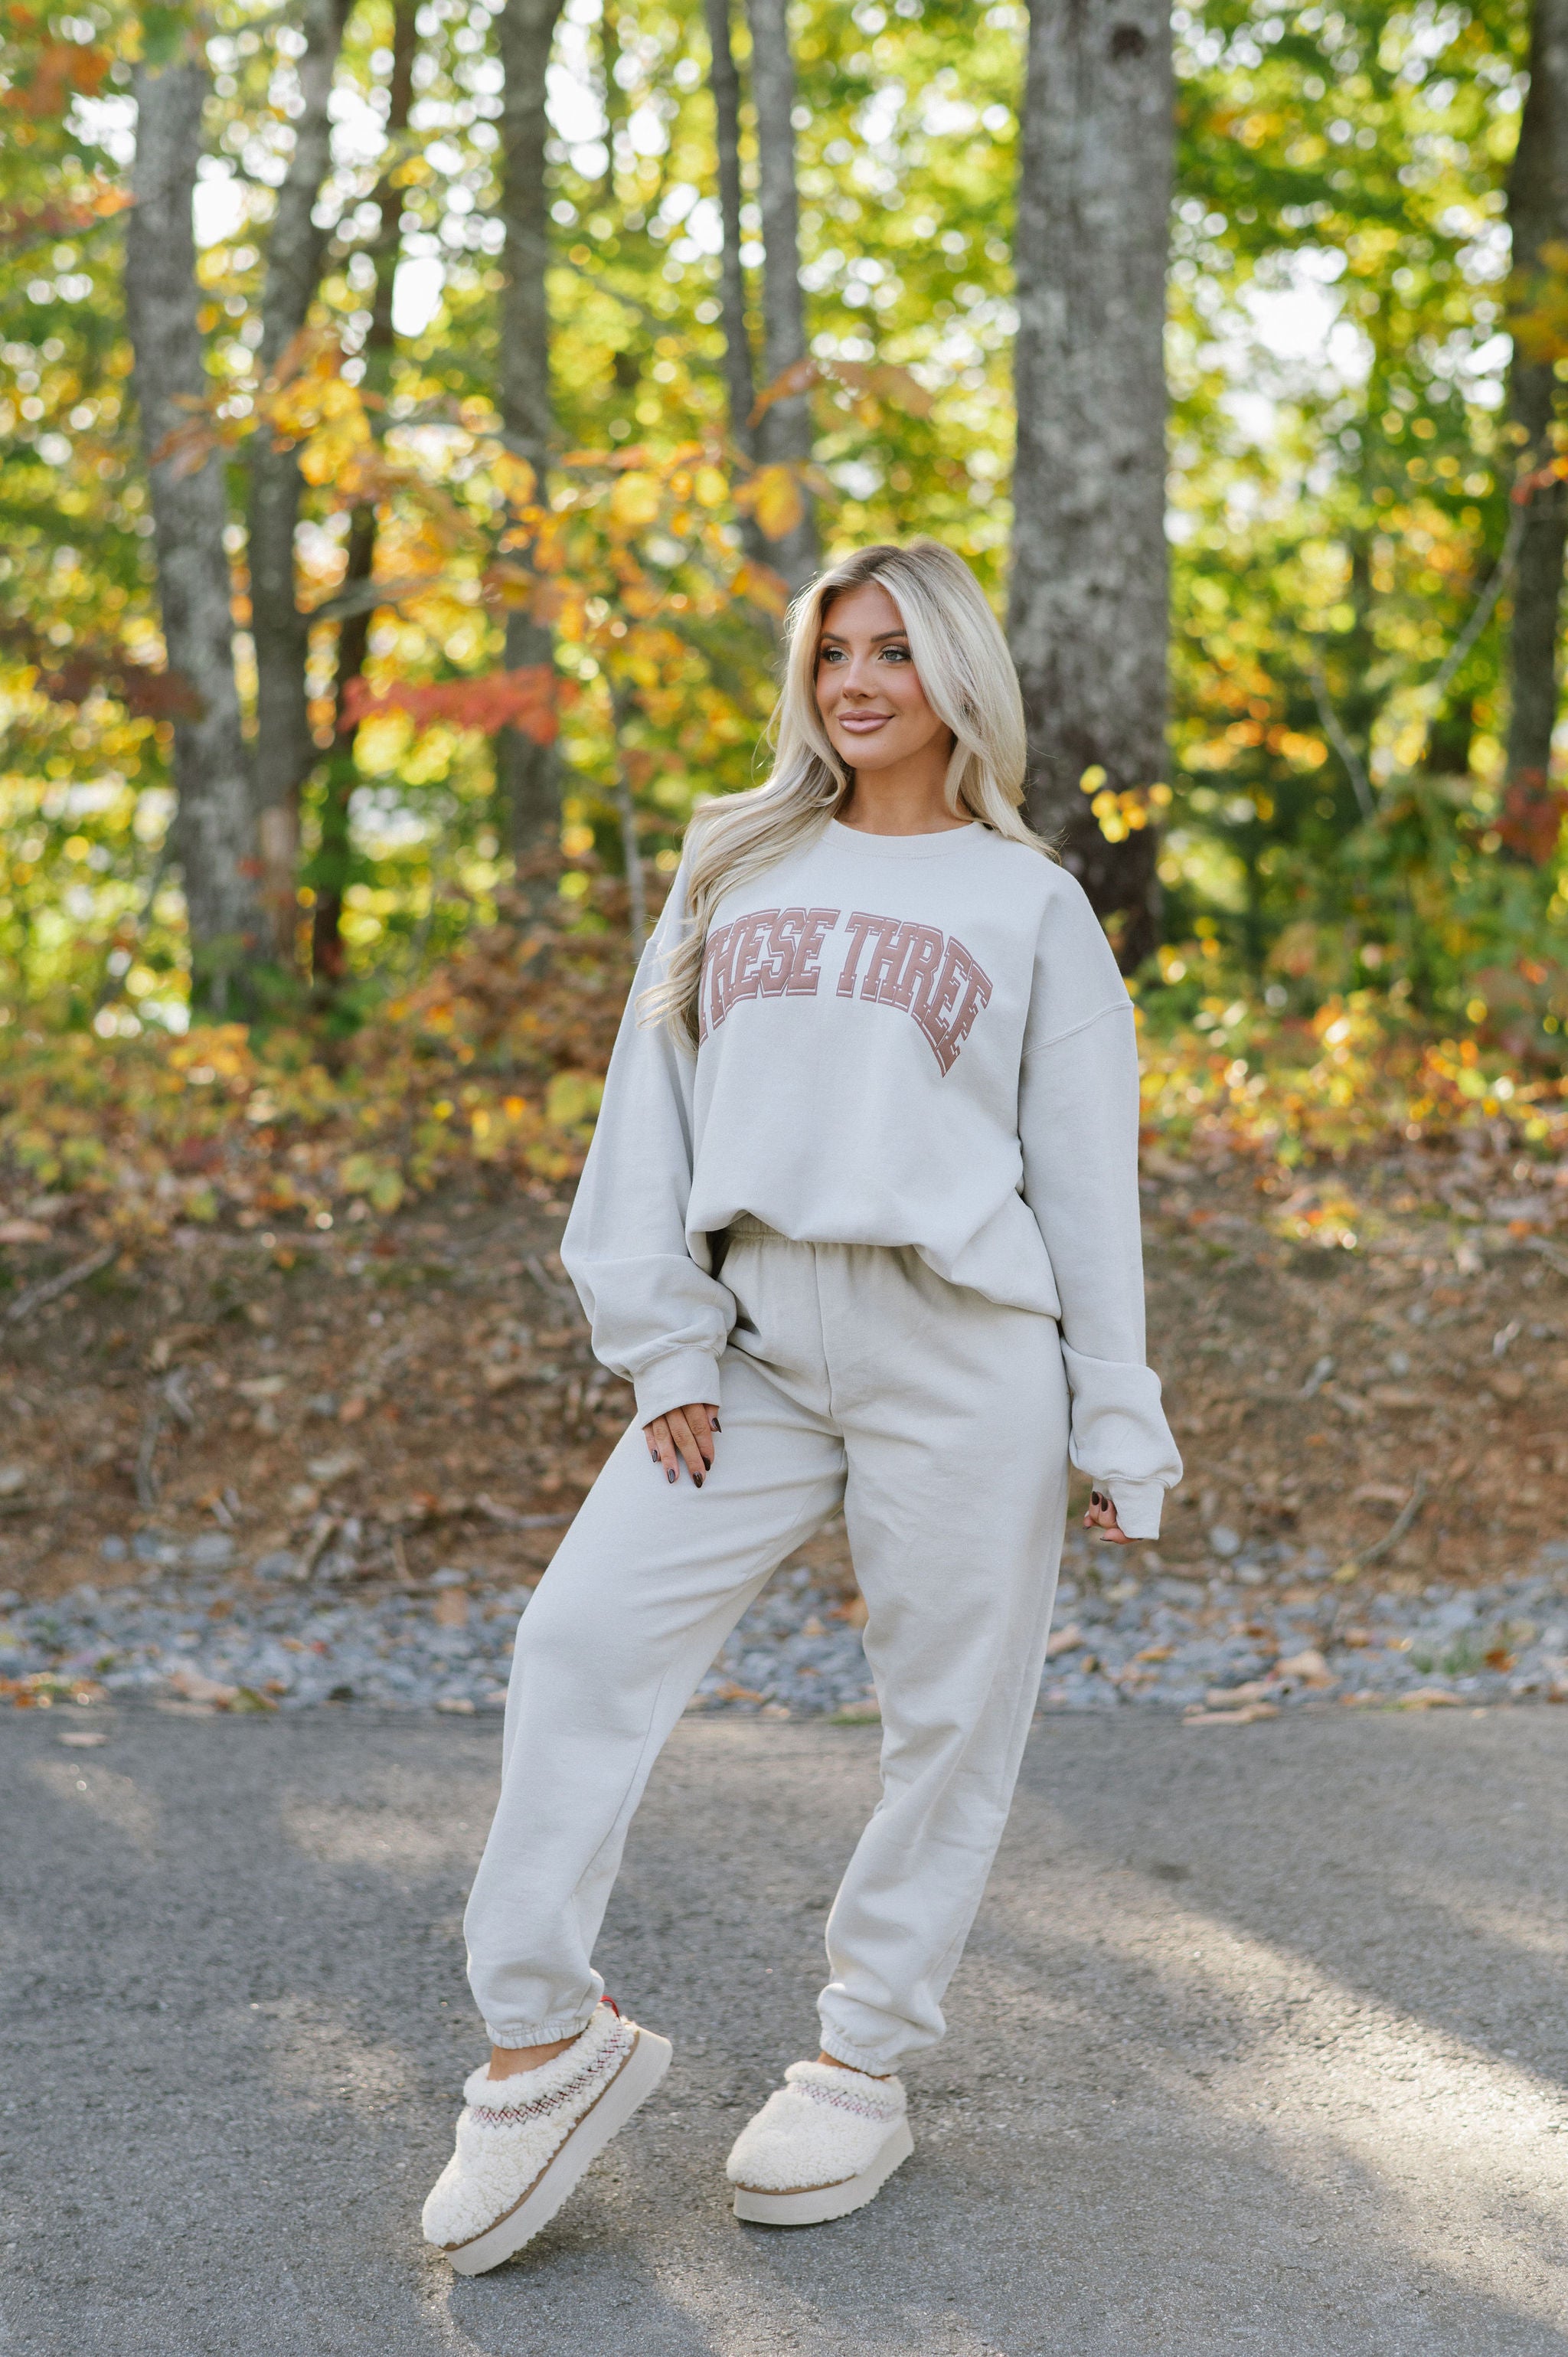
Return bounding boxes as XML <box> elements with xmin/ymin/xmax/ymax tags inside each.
<box><xmin>3</xmin><ymin>1528</ymin><xmax>1567</xmax><ymax>1721</ymax></box>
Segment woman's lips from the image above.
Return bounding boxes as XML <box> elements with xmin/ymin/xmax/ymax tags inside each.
<box><xmin>835</xmin><ymin>713</ymin><xmax>892</xmax><ymax>731</ymax></box>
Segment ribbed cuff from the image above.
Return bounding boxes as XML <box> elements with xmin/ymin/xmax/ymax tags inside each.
<box><xmin>480</xmin><ymin>2002</ymin><xmax>599</xmax><ymax>2049</ymax></box>
<box><xmin>815</xmin><ymin>2020</ymin><xmax>902</xmax><ymax>2077</ymax></box>
<box><xmin>632</xmin><ymin>1347</ymin><xmax>723</xmax><ymax>1427</ymax></box>
<box><xmin>1106</xmin><ymin>1477</ymin><xmax>1166</xmax><ymax>1541</ymax></box>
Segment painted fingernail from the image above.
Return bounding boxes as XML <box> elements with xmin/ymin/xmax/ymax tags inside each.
<box><xmin>666</xmin><ymin>1466</ymin><xmax>677</xmax><ymax>1484</ymax></box>
<box><xmin>711</xmin><ymin>1418</ymin><xmax>721</xmax><ymax>1433</ymax></box>
<box><xmin>694</xmin><ymin>1473</ymin><xmax>704</xmax><ymax>1489</ymax></box>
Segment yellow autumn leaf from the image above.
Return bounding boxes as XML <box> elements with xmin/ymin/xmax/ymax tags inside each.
<box><xmin>609</xmin><ymin>471</ymin><xmax>662</xmax><ymax>531</ymax></box>
<box><xmin>693</xmin><ymin>465</ymin><xmax>728</xmax><ymax>508</ymax></box>
<box><xmin>752</xmin><ymin>464</ymin><xmax>805</xmax><ymax>542</ymax></box>
<box><xmin>492</xmin><ymin>450</ymin><xmax>537</xmax><ymax>507</ymax></box>
<box><xmin>732</xmin><ymin>559</ymin><xmax>789</xmax><ymax>617</ymax></box>
<box><xmin>299</xmin><ymin>411</ymin><xmax>372</xmax><ymax>487</ymax></box>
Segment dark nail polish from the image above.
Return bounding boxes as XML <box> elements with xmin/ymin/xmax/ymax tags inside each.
<box><xmin>666</xmin><ymin>1467</ymin><xmax>677</xmax><ymax>1484</ymax></box>
<box><xmin>711</xmin><ymin>1419</ymin><xmax>721</xmax><ymax>1433</ymax></box>
<box><xmin>694</xmin><ymin>1473</ymin><xmax>704</xmax><ymax>1489</ymax></box>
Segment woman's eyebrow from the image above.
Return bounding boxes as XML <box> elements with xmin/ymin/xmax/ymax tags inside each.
<box><xmin>818</xmin><ymin>628</ymin><xmax>910</xmax><ymax>646</ymax></box>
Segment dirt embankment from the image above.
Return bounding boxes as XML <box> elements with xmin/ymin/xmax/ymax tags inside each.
<box><xmin>0</xmin><ymin>1139</ymin><xmax>1563</xmax><ymax>1608</ymax></box>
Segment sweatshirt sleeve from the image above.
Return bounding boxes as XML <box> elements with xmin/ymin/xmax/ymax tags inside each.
<box><xmin>1018</xmin><ymin>879</ymin><xmax>1182</xmax><ymax>1539</ymax></box>
<box><xmin>560</xmin><ymin>868</ymin><xmax>735</xmax><ymax>1424</ymax></box>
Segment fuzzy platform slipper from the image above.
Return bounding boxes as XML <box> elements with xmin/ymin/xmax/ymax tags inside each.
<box><xmin>422</xmin><ymin>2001</ymin><xmax>671</xmax><ymax>2274</ymax></box>
<box><xmin>726</xmin><ymin>2060</ymin><xmax>913</xmax><ymax>2227</ymax></box>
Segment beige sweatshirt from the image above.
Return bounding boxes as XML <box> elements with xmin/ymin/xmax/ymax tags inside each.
<box><xmin>562</xmin><ymin>819</ymin><xmax>1182</xmax><ymax>1536</ymax></box>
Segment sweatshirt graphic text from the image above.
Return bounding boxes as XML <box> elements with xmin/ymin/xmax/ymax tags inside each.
<box><xmin>562</xmin><ymin>819</ymin><xmax>1182</xmax><ymax>1537</ymax></box>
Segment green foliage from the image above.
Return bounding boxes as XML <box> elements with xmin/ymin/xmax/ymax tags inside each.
<box><xmin>0</xmin><ymin>0</ymin><xmax>1563</xmax><ymax>1092</ymax></box>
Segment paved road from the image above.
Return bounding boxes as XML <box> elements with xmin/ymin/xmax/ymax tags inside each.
<box><xmin>3</xmin><ymin>1702</ymin><xmax>1566</xmax><ymax>2356</ymax></box>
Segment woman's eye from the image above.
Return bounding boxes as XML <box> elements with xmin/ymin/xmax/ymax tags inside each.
<box><xmin>880</xmin><ymin>646</ymin><xmax>910</xmax><ymax>662</ymax></box>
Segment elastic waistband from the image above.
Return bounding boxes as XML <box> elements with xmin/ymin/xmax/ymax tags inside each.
<box><xmin>725</xmin><ymin>1214</ymin><xmax>789</xmax><ymax>1243</ymax></box>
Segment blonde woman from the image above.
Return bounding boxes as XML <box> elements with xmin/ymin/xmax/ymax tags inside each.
<box><xmin>421</xmin><ymin>541</ymin><xmax>1181</xmax><ymax>2271</ymax></box>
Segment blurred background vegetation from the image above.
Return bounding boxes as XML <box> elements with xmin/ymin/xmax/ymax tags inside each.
<box><xmin>2</xmin><ymin>0</ymin><xmax>1567</xmax><ymax>1236</ymax></box>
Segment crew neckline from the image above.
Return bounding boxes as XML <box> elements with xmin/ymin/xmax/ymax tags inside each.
<box><xmin>826</xmin><ymin>818</ymin><xmax>983</xmax><ymax>858</ymax></box>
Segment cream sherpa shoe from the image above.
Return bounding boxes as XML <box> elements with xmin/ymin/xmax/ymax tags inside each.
<box><xmin>726</xmin><ymin>2060</ymin><xmax>913</xmax><ymax>2226</ymax></box>
<box><xmin>422</xmin><ymin>2001</ymin><xmax>671</xmax><ymax>2275</ymax></box>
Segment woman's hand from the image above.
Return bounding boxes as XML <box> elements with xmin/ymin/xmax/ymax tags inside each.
<box><xmin>645</xmin><ymin>1403</ymin><xmax>720</xmax><ymax>1488</ymax></box>
<box><xmin>1083</xmin><ymin>1487</ymin><xmax>1139</xmax><ymax>1544</ymax></box>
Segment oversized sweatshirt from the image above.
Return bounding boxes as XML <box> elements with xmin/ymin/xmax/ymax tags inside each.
<box><xmin>561</xmin><ymin>818</ymin><xmax>1182</xmax><ymax>1538</ymax></box>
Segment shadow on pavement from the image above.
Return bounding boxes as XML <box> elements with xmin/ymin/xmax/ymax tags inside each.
<box><xmin>2</xmin><ymin>1706</ymin><xmax>1565</xmax><ymax>2355</ymax></box>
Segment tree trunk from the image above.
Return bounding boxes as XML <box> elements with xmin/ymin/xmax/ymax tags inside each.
<box><xmin>1007</xmin><ymin>0</ymin><xmax>1172</xmax><ymax>971</ymax></box>
<box><xmin>743</xmin><ymin>0</ymin><xmax>818</xmax><ymax>591</ymax></box>
<box><xmin>704</xmin><ymin>0</ymin><xmax>756</xmax><ymax>453</ymax></box>
<box><xmin>248</xmin><ymin>0</ymin><xmax>351</xmax><ymax>959</ymax></box>
<box><xmin>312</xmin><ymin>0</ymin><xmax>418</xmax><ymax>992</ymax></box>
<box><xmin>1506</xmin><ymin>0</ymin><xmax>1568</xmax><ymax>799</ymax></box>
<box><xmin>599</xmin><ymin>2</ymin><xmax>627</xmax><ymax>189</ymax></box>
<box><xmin>126</xmin><ymin>56</ymin><xmax>263</xmax><ymax>1015</ymax></box>
<box><xmin>496</xmin><ymin>0</ymin><xmax>567</xmax><ymax>880</ymax></box>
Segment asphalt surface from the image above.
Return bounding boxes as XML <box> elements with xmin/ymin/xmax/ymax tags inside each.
<box><xmin>3</xmin><ymin>1702</ymin><xmax>1566</xmax><ymax>2356</ymax></box>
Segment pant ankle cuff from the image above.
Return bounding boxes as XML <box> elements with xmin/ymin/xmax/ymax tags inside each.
<box><xmin>482</xmin><ymin>2004</ymin><xmax>599</xmax><ymax>2050</ymax></box>
<box><xmin>816</xmin><ymin>2023</ymin><xmax>900</xmax><ymax>2077</ymax></box>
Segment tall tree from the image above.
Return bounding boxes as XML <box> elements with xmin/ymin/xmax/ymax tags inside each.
<box><xmin>310</xmin><ymin>0</ymin><xmax>417</xmax><ymax>991</ymax></box>
<box><xmin>496</xmin><ymin>0</ymin><xmax>567</xmax><ymax>880</ymax></box>
<box><xmin>126</xmin><ymin>51</ymin><xmax>264</xmax><ymax>1011</ymax></box>
<box><xmin>1505</xmin><ymin>0</ymin><xmax>1568</xmax><ymax>803</ymax></box>
<box><xmin>248</xmin><ymin>0</ymin><xmax>352</xmax><ymax>959</ymax></box>
<box><xmin>743</xmin><ymin>0</ymin><xmax>818</xmax><ymax>591</ymax></box>
<box><xmin>703</xmin><ymin>0</ymin><xmax>756</xmax><ymax>456</ymax></box>
<box><xmin>1007</xmin><ymin>0</ymin><xmax>1173</xmax><ymax>970</ymax></box>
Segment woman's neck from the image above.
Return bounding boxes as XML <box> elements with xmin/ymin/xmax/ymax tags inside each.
<box><xmin>835</xmin><ymin>759</ymin><xmax>969</xmax><ymax>837</ymax></box>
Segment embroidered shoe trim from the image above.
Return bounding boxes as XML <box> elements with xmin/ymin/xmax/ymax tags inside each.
<box><xmin>794</xmin><ymin>2078</ymin><xmax>899</xmax><ymax>2125</ymax></box>
<box><xmin>467</xmin><ymin>2024</ymin><xmax>634</xmax><ymax>2128</ymax></box>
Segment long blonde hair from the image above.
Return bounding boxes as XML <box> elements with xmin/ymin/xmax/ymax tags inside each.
<box><xmin>641</xmin><ymin>538</ymin><xmax>1051</xmax><ymax>1046</ymax></box>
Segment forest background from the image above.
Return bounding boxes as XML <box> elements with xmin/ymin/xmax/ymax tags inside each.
<box><xmin>2</xmin><ymin>0</ymin><xmax>1568</xmax><ymax>1601</ymax></box>
<box><xmin>4</xmin><ymin>0</ymin><xmax>1568</xmax><ymax>1203</ymax></box>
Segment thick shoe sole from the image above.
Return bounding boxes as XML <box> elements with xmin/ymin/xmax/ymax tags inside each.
<box><xmin>443</xmin><ymin>2027</ymin><xmax>673</xmax><ymax>2277</ymax></box>
<box><xmin>732</xmin><ymin>2117</ymin><xmax>914</xmax><ymax>2227</ymax></box>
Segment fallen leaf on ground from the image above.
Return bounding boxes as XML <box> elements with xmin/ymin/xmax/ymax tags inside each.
<box><xmin>306</xmin><ymin>1450</ymin><xmax>362</xmax><ymax>1484</ymax></box>
<box><xmin>1184</xmin><ymin>1702</ymin><xmax>1280</xmax><ymax>1725</ymax></box>
<box><xmin>433</xmin><ymin>1588</ymin><xmax>470</xmax><ymax>1627</ymax></box>
<box><xmin>1273</xmin><ymin>1647</ymin><xmax>1333</xmax><ymax>1685</ymax></box>
<box><xmin>168</xmin><ymin>1663</ymin><xmax>239</xmax><ymax>1706</ymax></box>
<box><xmin>1205</xmin><ymin>1679</ymin><xmax>1275</xmax><ymax>1707</ymax></box>
<box><xmin>1045</xmin><ymin>1623</ymin><xmax>1083</xmax><ymax>1659</ymax></box>
<box><xmin>1398</xmin><ymin>1687</ymin><xmax>1465</xmax><ymax>1709</ymax></box>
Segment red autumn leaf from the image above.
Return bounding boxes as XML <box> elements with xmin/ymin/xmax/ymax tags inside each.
<box><xmin>0</xmin><ymin>184</ymin><xmax>130</xmax><ymax>252</ymax></box>
<box><xmin>1496</xmin><ymin>770</ymin><xmax>1568</xmax><ymax>865</ymax></box>
<box><xmin>341</xmin><ymin>665</ymin><xmax>559</xmax><ymax>744</ymax></box>
<box><xmin>16</xmin><ymin>38</ymin><xmax>111</xmax><ymax>116</ymax></box>
<box><xmin>0</xmin><ymin>621</ymin><xmax>204</xmax><ymax>720</ymax></box>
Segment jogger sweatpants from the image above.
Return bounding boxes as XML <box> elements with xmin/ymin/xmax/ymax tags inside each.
<box><xmin>463</xmin><ymin>1220</ymin><xmax>1071</xmax><ymax>2075</ymax></box>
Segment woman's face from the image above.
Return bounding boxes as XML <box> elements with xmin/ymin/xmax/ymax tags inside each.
<box><xmin>814</xmin><ymin>580</ymin><xmax>952</xmax><ymax>774</ymax></box>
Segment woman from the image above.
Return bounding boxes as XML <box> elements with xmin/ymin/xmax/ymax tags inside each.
<box><xmin>421</xmin><ymin>540</ymin><xmax>1181</xmax><ymax>2274</ymax></box>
